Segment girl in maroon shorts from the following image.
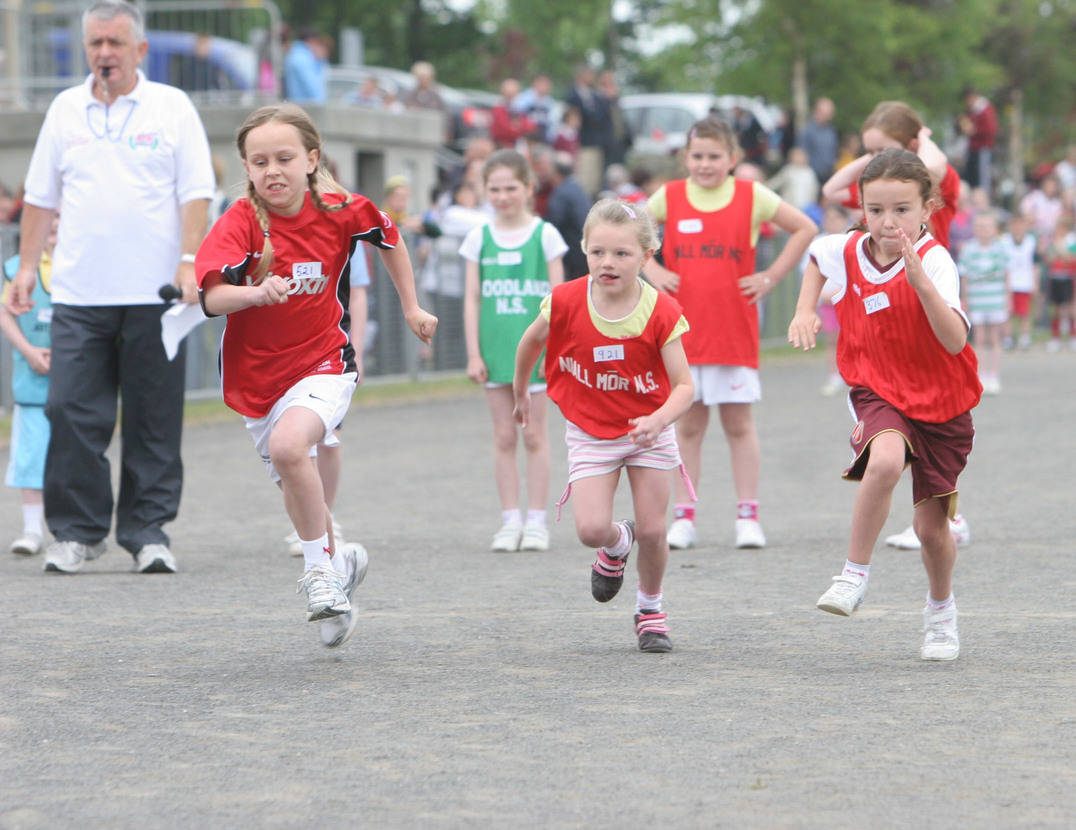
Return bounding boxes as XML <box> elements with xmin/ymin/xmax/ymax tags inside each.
<box><xmin>788</xmin><ymin>148</ymin><xmax>982</xmax><ymax>661</ymax></box>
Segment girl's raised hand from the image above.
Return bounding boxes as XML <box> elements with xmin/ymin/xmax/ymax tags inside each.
<box><xmin>898</xmin><ymin>229</ymin><xmax>928</xmax><ymax>290</ymax></box>
<box><xmin>405</xmin><ymin>307</ymin><xmax>438</xmax><ymax>345</ymax></box>
<box><xmin>787</xmin><ymin>311</ymin><xmax>822</xmax><ymax>350</ymax></box>
<box><xmin>255</xmin><ymin>274</ymin><xmax>289</xmax><ymax>306</ymax></box>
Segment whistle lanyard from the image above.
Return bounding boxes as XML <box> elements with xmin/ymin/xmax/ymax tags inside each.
<box><xmin>85</xmin><ymin>98</ymin><xmax>137</xmax><ymax>142</ymax></box>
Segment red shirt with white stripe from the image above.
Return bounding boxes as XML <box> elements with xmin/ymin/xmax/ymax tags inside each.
<box><xmin>663</xmin><ymin>178</ymin><xmax>758</xmax><ymax>367</ymax></box>
<box><xmin>812</xmin><ymin>230</ymin><xmax>981</xmax><ymax>423</ymax></box>
<box><xmin>545</xmin><ymin>277</ymin><xmax>687</xmax><ymax>439</ymax></box>
<box><xmin>196</xmin><ymin>191</ymin><xmax>397</xmax><ymax>417</ymax></box>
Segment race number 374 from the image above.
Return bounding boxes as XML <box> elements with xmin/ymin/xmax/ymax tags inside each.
<box><xmin>593</xmin><ymin>345</ymin><xmax>624</xmax><ymax>362</ymax></box>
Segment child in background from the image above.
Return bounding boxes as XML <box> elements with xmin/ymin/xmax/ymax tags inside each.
<box><xmin>811</xmin><ymin>204</ymin><xmax>851</xmax><ymax>395</ymax></box>
<box><xmin>644</xmin><ymin>116</ymin><xmax>816</xmax><ymax>550</ymax></box>
<box><xmin>1042</xmin><ymin>209</ymin><xmax>1076</xmax><ymax>352</ymax></box>
<box><xmin>513</xmin><ymin>200</ymin><xmax>694</xmax><ymax>652</ymax></box>
<box><xmin>958</xmin><ymin>211</ymin><xmax>1008</xmax><ymax>394</ymax></box>
<box><xmin>789</xmin><ymin>148</ymin><xmax>982</xmax><ymax>661</ymax></box>
<box><xmin>196</xmin><ymin>103</ymin><xmax>436</xmax><ymax>648</ymax></box>
<box><xmin>0</xmin><ymin>215</ymin><xmax>57</xmax><ymax>556</ymax></box>
<box><xmin>1000</xmin><ymin>213</ymin><xmax>1038</xmax><ymax>350</ymax></box>
<box><xmin>461</xmin><ymin>149</ymin><xmax>567</xmax><ymax>551</ymax></box>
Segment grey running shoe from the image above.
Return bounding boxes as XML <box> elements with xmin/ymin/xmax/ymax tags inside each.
<box><xmin>43</xmin><ymin>540</ymin><xmax>106</xmax><ymax>574</ymax></box>
<box><xmin>134</xmin><ymin>544</ymin><xmax>177</xmax><ymax>574</ymax></box>
<box><xmin>297</xmin><ymin>564</ymin><xmax>350</xmax><ymax>621</ymax></box>
<box><xmin>591</xmin><ymin>520</ymin><xmax>634</xmax><ymax>602</ymax></box>
<box><xmin>320</xmin><ymin>543</ymin><xmax>369</xmax><ymax>648</ymax></box>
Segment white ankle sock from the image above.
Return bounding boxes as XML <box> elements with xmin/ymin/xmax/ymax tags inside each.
<box><xmin>22</xmin><ymin>503</ymin><xmax>44</xmax><ymax>536</ymax></box>
<box><xmin>636</xmin><ymin>588</ymin><xmax>662</xmax><ymax>613</ymax></box>
<box><xmin>843</xmin><ymin>560</ymin><xmax>869</xmax><ymax>581</ymax></box>
<box><xmin>525</xmin><ymin>509</ymin><xmax>546</xmax><ymax>528</ymax></box>
<box><xmin>301</xmin><ymin>533</ymin><xmax>332</xmax><ymax>571</ymax></box>
<box><xmin>607</xmin><ymin>523</ymin><xmax>632</xmax><ymax>558</ymax></box>
<box><xmin>926</xmin><ymin>592</ymin><xmax>954</xmax><ymax>610</ymax></box>
<box><xmin>502</xmin><ymin>509</ymin><xmax>522</xmax><ymax>527</ymax></box>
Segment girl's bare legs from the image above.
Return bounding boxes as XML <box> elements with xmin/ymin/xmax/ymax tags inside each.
<box><xmin>672</xmin><ymin>401</ymin><xmax>708</xmax><ymax>504</ymax></box>
<box><xmin>718</xmin><ymin>402</ymin><xmax>760</xmax><ymax>501</ymax></box>
<box><xmin>627</xmin><ymin>466</ymin><xmax>671</xmax><ymax>596</ymax></box>
<box><xmin>847</xmin><ymin>431</ymin><xmax>906</xmax><ymax>565</ymax></box>
<box><xmin>571</xmin><ymin>470</ymin><xmax>621</xmax><ymax>550</ymax></box>
<box><xmin>269</xmin><ymin>406</ymin><xmax>335</xmax><ymax>557</ymax></box>
<box><xmin>915</xmin><ymin>497</ymin><xmax>957</xmax><ymax>601</ymax></box>
<box><xmin>486</xmin><ymin>387</ymin><xmax>522</xmax><ymax>512</ymax></box>
<box><xmin>520</xmin><ymin>390</ymin><xmax>551</xmax><ymax>512</ymax></box>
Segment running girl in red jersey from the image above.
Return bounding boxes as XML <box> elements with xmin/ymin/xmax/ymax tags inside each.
<box><xmin>513</xmin><ymin>200</ymin><xmax>694</xmax><ymax>652</ymax></box>
<box><xmin>789</xmin><ymin>148</ymin><xmax>982</xmax><ymax>662</ymax></box>
<box><xmin>644</xmin><ymin>116</ymin><xmax>816</xmax><ymax>551</ymax></box>
<box><xmin>196</xmin><ymin>103</ymin><xmax>437</xmax><ymax>647</ymax></box>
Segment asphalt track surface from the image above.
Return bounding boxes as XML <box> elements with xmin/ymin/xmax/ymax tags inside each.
<box><xmin>1</xmin><ymin>348</ymin><xmax>1073</xmax><ymax>829</ymax></box>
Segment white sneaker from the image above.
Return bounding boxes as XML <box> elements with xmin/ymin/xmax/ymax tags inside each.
<box><xmin>297</xmin><ymin>564</ymin><xmax>350</xmax><ymax>621</ymax></box>
<box><xmin>490</xmin><ymin>522</ymin><xmax>523</xmax><ymax>552</ymax></box>
<box><xmin>1046</xmin><ymin>338</ymin><xmax>1062</xmax><ymax>353</ymax></box>
<box><xmin>950</xmin><ymin>514</ymin><xmax>970</xmax><ymax>547</ymax></box>
<box><xmin>286</xmin><ymin>520</ymin><xmax>345</xmax><ymax>557</ymax></box>
<box><xmin>10</xmin><ymin>532</ymin><xmax>43</xmax><ymax>556</ymax></box>
<box><xmin>886</xmin><ymin>517</ymin><xmax>970</xmax><ymax>551</ymax></box>
<box><xmin>920</xmin><ymin>603</ymin><xmax>959</xmax><ymax>661</ymax></box>
<box><xmin>982</xmin><ymin>376</ymin><xmax>1001</xmax><ymax>395</ymax></box>
<box><xmin>734</xmin><ymin>518</ymin><xmax>766</xmax><ymax>549</ymax></box>
<box><xmin>816</xmin><ymin>572</ymin><xmax>867</xmax><ymax>616</ymax></box>
<box><xmin>42</xmin><ymin>540</ymin><xmax>106</xmax><ymax>573</ymax></box>
<box><xmin>1018</xmin><ymin>333</ymin><xmax>1032</xmax><ymax>350</ymax></box>
<box><xmin>134</xmin><ymin>543</ymin><xmax>177</xmax><ymax>574</ymax></box>
<box><xmin>885</xmin><ymin>525</ymin><xmax>921</xmax><ymax>550</ymax></box>
<box><xmin>667</xmin><ymin>518</ymin><xmax>696</xmax><ymax>549</ymax></box>
<box><xmin>320</xmin><ymin>543</ymin><xmax>369</xmax><ymax>648</ymax></box>
<box><xmin>519</xmin><ymin>524</ymin><xmax>550</xmax><ymax>551</ymax></box>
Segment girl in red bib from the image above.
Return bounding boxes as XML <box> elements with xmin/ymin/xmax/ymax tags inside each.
<box><xmin>513</xmin><ymin>200</ymin><xmax>694</xmax><ymax>652</ymax></box>
<box><xmin>196</xmin><ymin>104</ymin><xmax>437</xmax><ymax>647</ymax></box>
<box><xmin>789</xmin><ymin>149</ymin><xmax>982</xmax><ymax>662</ymax></box>
<box><xmin>644</xmin><ymin>116</ymin><xmax>816</xmax><ymax>551</ymax></box>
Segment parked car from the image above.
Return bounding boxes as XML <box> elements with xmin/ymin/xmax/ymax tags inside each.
<box><xmin>621</xmin><ymin>92</ymin><xmax>781</xmax><ymax>160</ymax></box>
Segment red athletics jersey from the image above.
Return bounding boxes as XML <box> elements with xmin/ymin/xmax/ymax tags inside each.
<box><xmin>663</xmin><ymin>178</ymin><xmax>758</xmax><ymax>367</ymax></box>
<box><xmin>835</xmin><ymin>231</ymin><xmax>981</xmax><ymax>423</ymax></box>
<box><xmin>842</xmin><ymin>163</ymin><xmax>960</xmax><ymax>251</ymax></box>
<box><xmin>196</xmin><ymin>191</ymin><xmax>397</xmax><ymax>417</ymax></box>
<box><xmin>545</xmin><ymin>277</ymin><xmax>686</xmax><ymax>439</ymax></box>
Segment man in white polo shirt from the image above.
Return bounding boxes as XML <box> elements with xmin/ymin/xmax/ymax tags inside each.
<box><xmin>8</xmin><ymin>0</ymin><xmax>214</xmax><ymax>574</ymax></box>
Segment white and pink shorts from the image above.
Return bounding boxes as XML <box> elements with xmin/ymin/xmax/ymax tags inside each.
<box><xmin>555</xmin><ymin>420</ymin><xmax>696</xmax><ymax>518</ymax></box>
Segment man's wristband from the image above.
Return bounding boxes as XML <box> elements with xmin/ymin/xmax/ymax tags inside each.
<box><xmin>180</xmin><ymin>253</ymin><xmax>196</xmax><ymax>264</ymax></box>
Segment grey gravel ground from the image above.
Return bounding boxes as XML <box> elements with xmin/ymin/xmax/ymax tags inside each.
<box><xmin>1</xmin><ymin>347</ymin><xmax>1073</xmax><ymax>829</ymax></box>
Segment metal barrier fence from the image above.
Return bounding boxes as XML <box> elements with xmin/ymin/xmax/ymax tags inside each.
<box><xmin>0</xmin><ymin>221</ymin><xmax>807</xmax><ymax>412</ymax></box>
<box><xmin>0</xmin><ymin>0</ymin><xmax>283</xmax><ymax>110</ymax></box>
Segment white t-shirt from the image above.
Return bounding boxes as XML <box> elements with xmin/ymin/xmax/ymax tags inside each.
<box><xmin>1001</xmin><ymin>232</ymin><xmax>1038</xmax><ymax>293</ymax></box>
<box><xmin>808</xmin><ymin>231</ymin><xmax>968</xmax><ymax>328</ymax></box>
<box><xmin>23</xmin><ymin>71</ymin><xmax>215</xmax><ymax>305</ymax></box>
<box><xmin>457</xmin><ymin>216</ymin><xmax>568</xmax><ymax>264</ymax></box>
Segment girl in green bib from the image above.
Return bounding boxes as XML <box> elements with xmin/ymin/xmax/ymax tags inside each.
<box><xmin>460</xmin><ymin>150</ymin><xmax>567</xmax><ymax>552</ymax></box>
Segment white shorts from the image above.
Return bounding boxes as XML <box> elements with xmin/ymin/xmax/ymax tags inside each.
<box><xmin>968</xmin><ymin>308</ymin><xmax>1009</xmax><ymax>326</ymax></box>
<box><xmin>485</xmin><ymin>381</ymin><xmax>547</xmax><ymax>394</ymax></box>
<box><xmin>690</xmin><ymin>364</ymin><xmax>761</xmax><ymax>405</ymax></box>
<box><xmin>244</xmin><ymin>373</ymin><xmax>357</xmax><ymax>482</ymax></box>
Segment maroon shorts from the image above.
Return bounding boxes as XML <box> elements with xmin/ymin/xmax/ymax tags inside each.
<box><xmin>843</xmin><ymin>387</ymin><xmax>974</xmax><ymax>516</ymax></box>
